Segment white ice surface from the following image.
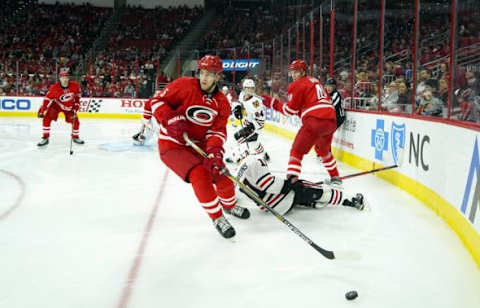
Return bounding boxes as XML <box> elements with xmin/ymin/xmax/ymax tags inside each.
<box><xmin>0</xmin><ymin>117</ymin><xmax>479</xmax><ymax>308</ymax></box>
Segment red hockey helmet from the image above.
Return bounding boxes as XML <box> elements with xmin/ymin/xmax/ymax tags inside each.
<box><xmin>197</xmin><ymin>55</ymin><xmax>223</xmax><ymax>73</ymax></box>
<box><xmin>289</xmin><ymin>59</ymin><xmax>307</xmax><ymax>71</ymax></box>
<box><xmin>59</xmin><ymin>68</ymin><xmax>69</xmax><ymax>77</ymax></box>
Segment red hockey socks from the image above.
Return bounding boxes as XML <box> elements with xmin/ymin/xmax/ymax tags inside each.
<box><xmin>189</xmin><ymin>165</ymin><xmax>223</xmax><ymax>220</ymax></box>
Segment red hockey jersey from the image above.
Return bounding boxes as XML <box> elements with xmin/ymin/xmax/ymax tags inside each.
<box><xmin>272</xmin><ymin>76</ymin><xmax>335</xmax><ymax>122</ymax></box>
<box><xmin>151</xmin><ymin>77</ymin><xmax>230</xmax><ymax>150</ymax></box>
<box><xmin>40</xmin><ymin>81</ymin><xmax>81</xmax><ymax>112</ymax></box>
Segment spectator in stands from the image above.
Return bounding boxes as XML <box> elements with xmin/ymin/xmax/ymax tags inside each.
<box><xmin>465</xmin><ymin>71</ymin><xmax>480</xmax><ymax>95</ymax></box>
<box><xmin>382</xmin><ymin>82</ymin><xmax>399</xmax><ymax>112</ymax></box>
<box><xmin>416</xmin><ymin>90</ymin><xmax>443</xmax><ymax>117</ymax></box>
<box><xmin>438</xmin><ymin>63</ymin><xmax>449</xmax><ymax>80</ymax></box>
<box><xmin>457</xmin><ymin>88</ymin><xmax>479</xmax><ymax>122</ymax></box>
<box><xmin>397</xmin><ymin>82</ymin><xmax>410</xmax><ymax>109</ymax></box>
<box><xmin>438</xmin><ymin>78</ymin><xmax>449</xmax><ymax>105</ymax></box>
<box><xmin>416</xmin><ymin>69</ymin><xmax>431</xmax><ymax>97</ymax></box>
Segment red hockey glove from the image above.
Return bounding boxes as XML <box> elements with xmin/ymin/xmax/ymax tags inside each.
<box><xmin>262</xmin><ymin>94</ymin><xmax>282</xmax><ymax>109</ymax></box>
<box><xmin>261</xmin><ymin>94</ymin><xmax>273</xmax><ymax>108</ymax></box>
<box><xmin>37</xmin><ymin>106</ymin><xmax>46</xmax><ymax>118</ymax></box>
<box><xmin>203</xmin><ymin>147</ymin><xmax>226</xmax><ymax>176</ymax></box>
<box><xmin>165</xmin><ymin>109</ymin><xmax>188</xmax><ymax>144</ymax></box>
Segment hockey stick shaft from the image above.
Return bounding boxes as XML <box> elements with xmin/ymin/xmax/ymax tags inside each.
<box><xmin>183</xmin><ymin>133</ymin><xmax>334</xmax><ymax>259</ymax></box>
<box><xmin>69</xmin><ymin>111</ymin><xmax>77</xmax><ymax>155</ymax></box>
<box><xmin>339</xmin><ymin>164</ymin><xmax>398</xmax><ymax>181</ymax></box>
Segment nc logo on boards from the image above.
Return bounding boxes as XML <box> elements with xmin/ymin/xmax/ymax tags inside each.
<box><xmin>461</xmin><ymin>137</ymin><xmax>480</xmax><ymax>224</ymax></box>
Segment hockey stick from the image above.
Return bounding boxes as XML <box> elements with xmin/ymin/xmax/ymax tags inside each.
<box><xmin>69</xmin><ymin>111</ymin><xmax>76</xmax><ymax>155</ymax></box>
<box><xmin>338</xmin><ymin>147</ymin><xmax>405</xmax><ymax>180</ymax></box>
<box><xmin>183</xmin><ymin>133</ymin><xmax>335</xmax><ymax>260</ymax></box>
<box><xmin>337</xmin><ymin>164</ymin><xmax>398</xmax><ymax>181</ymax></box>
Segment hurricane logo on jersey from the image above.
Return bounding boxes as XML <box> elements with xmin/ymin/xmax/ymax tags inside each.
<box><xmin>59</xmin><ymin>93</ymin><xmax>75</xmax><ymax>103</ymax></box>
<box><xmin>391</xmin><ymin>122</ymin><xmax>405</xmax><ymax>165</ymax></box>
<box><xmin>186</xmin><ymin>105</ymin><xmax>218</xmax><ymax>126</ymax></box>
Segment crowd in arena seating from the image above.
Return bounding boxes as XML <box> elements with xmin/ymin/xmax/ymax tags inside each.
<box><xmin>0</xmin><ymin>2</ymin><xmax>202</xmax><ymax>98</ymax></box>
<box><xmin>328</xmin><ymin>6</ymin><xmax>480</xmax><ymax>123</ymax></box>
<box><xmin>0</xmin><ymin>3</ymin><xmax>111</xmax><ymax>96</ymax></box>
<box><xmin>83</xmin><ymin>5</ymin><xmax>202</xmax><ymax>98</ymax></box>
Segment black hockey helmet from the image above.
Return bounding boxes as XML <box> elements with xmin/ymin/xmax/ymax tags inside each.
<box><xmin>325</xmin><ymin>78</ymin><xmax>337</xmax><ymax>86</ymax></box>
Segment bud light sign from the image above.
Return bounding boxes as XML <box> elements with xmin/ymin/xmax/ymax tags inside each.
<box><xmin>222</xmin><ymin>59</ymin><xmax>261</xmax><ymax>71</ymax></box>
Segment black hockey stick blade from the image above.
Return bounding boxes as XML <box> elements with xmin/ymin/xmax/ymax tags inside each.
<box><xmin>312</xmin><ymin>242</ymin><xmax>335</xmax><ymax>259</ymax></box>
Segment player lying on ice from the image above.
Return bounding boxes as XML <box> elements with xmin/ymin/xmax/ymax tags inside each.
<box><xmin>235</xmin><ymin>150</ymin><xmax>365</xmax><ymax>215</ymax></box>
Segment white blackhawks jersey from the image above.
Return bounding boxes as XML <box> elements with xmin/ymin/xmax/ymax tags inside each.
<box><xmin>236</xmin><ymin>155</ymin><xmax>294</xmax><ymax>215</ymax></box>
<box><xmin>237</xmin><ymin>91</ymin><xmax>265</xmax><ymax>131</ymax></box>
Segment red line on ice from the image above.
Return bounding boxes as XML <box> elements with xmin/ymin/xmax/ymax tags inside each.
<box><xmin>116</xmin><ymin>170</ymin><xmax>169</xmax><ymax>308</ymax></box>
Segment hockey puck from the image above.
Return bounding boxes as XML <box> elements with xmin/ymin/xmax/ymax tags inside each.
<box><xmin>345</xmin><ymin>290</ymin><xmax>358</xmax><ymax>300</ymax></box>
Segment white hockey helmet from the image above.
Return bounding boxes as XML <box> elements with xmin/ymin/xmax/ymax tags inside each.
<box><xmin>221</xmin><ymin>85</ymin><xmax>229</xmax><ymax>93</ymax></box>
<box><xmin>243</xmin><ymin>79</ymin><xmax>255</xmax><ymax>89</ymax></box>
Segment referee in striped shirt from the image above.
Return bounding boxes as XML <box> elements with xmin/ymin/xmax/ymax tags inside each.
<box><xmin>325</xmin><ymin>78</ymin><xmax>346</xmax><ymax>128</ymax></box>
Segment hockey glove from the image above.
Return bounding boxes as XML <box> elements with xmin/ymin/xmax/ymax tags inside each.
<box><xmin>261</xmin><ymin>94</ymin><xmax>273</xmax><ymax>108</ymax></box>
<box><xmin>165</xmin><ymin>109</ymin><xmax>188</xmax><ymax>144</ymax></box>
<box><xmin>203</xmin><ymin>147</ymin><xmax>226</xmax><ymax>176</ymax></box>
<box><xmin>234</xmin><ymin>122</ymin><xmax>255</xmax><ymax>140</ymax></box>
<box><xmin>233</xmin><ymin>105</ymin><xmax>243</xmax><ymax>120</ymax></box>
<box><xmin>37</xmin><ymin>106</ymin><xmax>46</xmax><ymax>118</ymax></box>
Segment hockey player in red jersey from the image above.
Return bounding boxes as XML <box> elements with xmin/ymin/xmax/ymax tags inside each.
<box><xmin>262</xmin><ymin>60</ymin><xmax>341</xmax><ymax>185</ymax></box>
<box><xmin>151</xmin><ymin>55</ymin><xmax>250</xmax><ymax>239</ymax></box>
<box><xmin>37</xmin><ymin>69</ymin><xmax>84</xmax><ymax>147</ymax></box>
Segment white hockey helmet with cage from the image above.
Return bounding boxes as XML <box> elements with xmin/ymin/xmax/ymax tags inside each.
<box><xmin>243</xmin><ymin>79</ymin><xmax>255</xmax><ymax>89</ymax></box>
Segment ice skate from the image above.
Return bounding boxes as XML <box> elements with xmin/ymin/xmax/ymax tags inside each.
<box><xmin>351</xmin><ymin>193</ymin><xmax>365</xmax><ymax>211</ymax></box>
<box><xmin>224</xmin><ymin>205</ymin><xmax>250</xmax><ymax>219</ymax></box>
<box><xmin>213</xmin><ymin>215</ymin><xmax>236</xmax><ymax>238</ymax></box>
<box><xmin>324</xmin><ymin>176</ymin><xmax>343</xmax><ymax>188</ymax></box>
<box><xmin>72</xmin><ymin>137</ymin><xmax>85</xmax><ymax>145</ymax></box>
<box><xmin>132</xmin><ymin>132</ymin><xmax>146</xmax><ymax>145</ymax></box>
<box><xmin>37</xmin><ymin>138</ymin><xmax>49</xmax><ymax>147</ymax></box>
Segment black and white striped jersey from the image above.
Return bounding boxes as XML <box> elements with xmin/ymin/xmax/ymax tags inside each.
<box><xmin>331</xmin><ymin>89</ymin><xmax>346</xmax><ymax>128</ymax></box>
<box><xmin>236</xmin><ymin>155</ymin><xmax>295</xmax><ymax>215</ymax></box>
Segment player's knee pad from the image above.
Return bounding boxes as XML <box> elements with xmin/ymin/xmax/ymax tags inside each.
<box><xmin>214</xmin><ymin>173</ymin><xmax>234</xmax><ymax>191</ymax></box>
<box><xmin>189</xmin><ymin>165</ymin><xmax>213</xmax><ymax>184</ymax></box>
<box><xmin>159</xmin><ymin>145</ymin><xmax>203</xmax><ymax>182</ymax></box>
<box><xmin>189</xmin><ymin>165</ymin><xmax>217</xmax><ymax>201</ymax></box>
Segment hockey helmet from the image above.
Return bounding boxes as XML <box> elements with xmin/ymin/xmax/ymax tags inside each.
<box><xmin>197</xmin><ymin>55</ymin><xmax>223</xmax><ymax>73</ymax></box>
<box><xmin>59</xmin><ymin>68</ymin><xmax>69</xmax><ymax>78</ymax></box>
<box><xmin>242</xmin><ymin>79</ymin><xmax>255</xmax><ymax>89</ymax></box>
<box><xmin>289</xmin><ymin>59</ymin><xmax>307</xmax><ymax>71</ymax></box>
<box><xmin>325</xmin><ymin>78</ymin><xmax>337</xmax><ymax>86</ymax></box>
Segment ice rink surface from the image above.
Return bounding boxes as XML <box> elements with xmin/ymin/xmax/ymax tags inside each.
<box><xmin>1</xmin><ymin>117</ymin><xmax>479</xmax><ymax>308</ymax></box>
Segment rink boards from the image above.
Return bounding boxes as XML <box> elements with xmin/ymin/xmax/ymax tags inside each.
<box><xmin>1</xmin><ymin>95</ymin><xmax>479</xmax><ymax>267</ymax></box>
